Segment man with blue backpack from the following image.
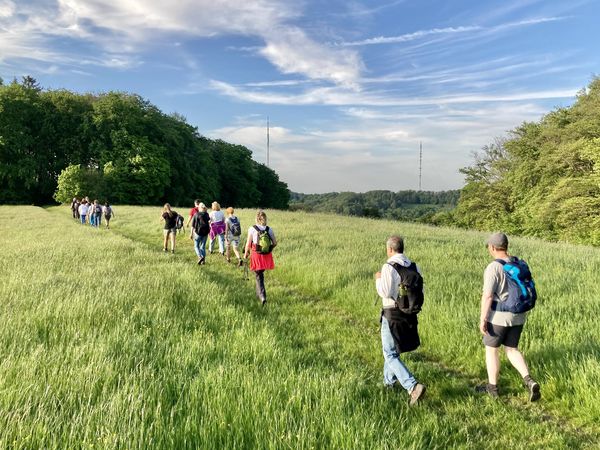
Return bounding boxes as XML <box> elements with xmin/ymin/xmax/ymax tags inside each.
<box><xmin>477</xmin><ymin>232</ymin><xmax>540</xmax><ymax>401</ymax></box>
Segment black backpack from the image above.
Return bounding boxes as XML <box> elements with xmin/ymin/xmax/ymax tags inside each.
<box><xmin>193</xmin><ymin>212</ymin><xmax>210</xmax><ymax>236</ymax></box>
<box><xmin>388</xmin><ymin>262</ymin><xmax>424</xmax><ymax>314</ymax></box>
<box><xmin>175</xmin><ymin>214</ymin><xmax>184</xmax><ymax>229</ymax></box>
<box><xmin>228</xmin><ymin>217</ymin><xmax>241</xmax><ymax>237</ymax></box>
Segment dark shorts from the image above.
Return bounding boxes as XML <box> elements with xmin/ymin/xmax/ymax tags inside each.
<box><xmin>483</xmin><ymin>323</ymin><xmax>524</xmax><ymax>348</ymax></box>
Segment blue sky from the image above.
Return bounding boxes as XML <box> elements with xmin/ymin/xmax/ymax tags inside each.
<box><xmin>1</xmin><ymin>0</ymin><xmax>599</xmax><ymax>193</ymax></box>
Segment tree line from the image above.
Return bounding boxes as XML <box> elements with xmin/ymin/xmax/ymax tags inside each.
<box><xmin>0</xmin><ymin>77</ymin><xmax>289</xmax><ymax>208</ymax></box>
<box><xmin>290</xmin><ymin>190</ymin><xmax>459</xmax><ymax>221</ymax></box>
<box><xmin>449</xmin><ymin>78</ymin><xmax>600</xmax><ymax>246</ymax></box>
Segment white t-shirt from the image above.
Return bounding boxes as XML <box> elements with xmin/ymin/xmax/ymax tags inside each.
<box><xmin>78</xmin><ymin>204</ymin><xmax>89</xmax><ymax>215</ymax></box>
<box><xmin>210</xmin><ymin>210</ymin><xmax>225</xmax><ymax>223</ymax></box>
<box><xmin>248</xmin><ymin>225</ymin><xmax>276</xmax><ymax>245</ymax></box>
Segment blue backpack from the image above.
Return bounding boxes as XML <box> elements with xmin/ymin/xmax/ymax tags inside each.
<box><xmin>492</xmin><ymin>257</ymin><xmax>537</xmax><ymax>313</ymax></box>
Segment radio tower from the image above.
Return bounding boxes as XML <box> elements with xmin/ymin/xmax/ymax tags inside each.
<box><xmin>419</xmin><ymin>141</ymin><xmax>423</xmax><ymax>191</ymax></box>
<box><xmin>266</xmin><ymin>116</ymin><xmax>270</xmax><ymax>167</ymax></box>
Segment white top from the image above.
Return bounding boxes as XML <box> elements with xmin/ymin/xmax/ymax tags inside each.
<box><xmin>103</xmin><ymin>205</ymin><xmax>113</xmax><ymax>215</ymax></box>
<box><xmin>209</xmin><ymin>210</ymin><xmax>225</xmax><ymax>223</ymax></box>
<box><xmin>376</xmin><ymin>253</ymin><xmax>421</xmax><ymax>309</ymax></box>
<box><xmin>247</xmin><ymin>224</ymin><xmax>276</xmax><ymax>245</ymax></box>
<box><xmin>78</xmin><ymin>204</ymin><xmax>89</xmax><ymax>215</ymax></box>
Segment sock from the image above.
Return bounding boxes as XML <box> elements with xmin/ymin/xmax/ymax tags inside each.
<box><xmin>523</xmin><ymin>375</ymin><xmax>532</xmax><ymax>383</ymax></box>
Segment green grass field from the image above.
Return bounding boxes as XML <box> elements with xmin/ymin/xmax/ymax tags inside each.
<box><xmin>1</xmin><ymin>205</ymin><xmax>599</xmax><ymax>449</ymax></box>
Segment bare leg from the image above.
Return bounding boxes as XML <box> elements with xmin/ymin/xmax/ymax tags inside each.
<box><xmin>505</xmin><ymin>346</ymin><xmax>530</xmax><ymax>378</ymax></box>
<box><xmin>485</xmin><ymin>346</ymin><xmax>500</xmax><ymax>385</ymax></box>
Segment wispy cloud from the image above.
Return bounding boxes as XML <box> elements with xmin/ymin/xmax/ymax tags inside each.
<box><xmin>338</xmin><ymin>16</ymin><xmax>568</xmax><ymax>47</ymax></box>
<box><xmin>0</xmin><ymin>0</ymin><xmax>363</xmax><ymax>85</ymax></box>
<box><xmin>209</xmin><ymin>79</ymin><xmax>578</xmax><ymax>107</ymax></box>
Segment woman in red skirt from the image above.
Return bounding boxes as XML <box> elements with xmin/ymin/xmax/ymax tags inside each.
<box><xmin>243</xmin><ymin>210</ymin><xmax>277</xmax><ymax>306</ymax></box>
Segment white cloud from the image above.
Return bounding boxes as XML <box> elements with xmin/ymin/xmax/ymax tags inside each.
<box><xmin>0</xmin><ymin>0</ymin><xmax>363</xmax><ymax>85</ymax></box>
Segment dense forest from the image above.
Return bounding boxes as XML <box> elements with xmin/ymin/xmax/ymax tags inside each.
<box><xmin>451</xmin><ymin>77</ymin><xmax>600</xmax><ymax>246</ymax></box>
<box><xmin>0</xmin><ymin>77</ymin><xmax>289</xmax><ymax>208</ymax></box>
<box><xmin>290</xmin><ymin>190</ymin><xmax>459</xmax><ymax>222</ymax></box>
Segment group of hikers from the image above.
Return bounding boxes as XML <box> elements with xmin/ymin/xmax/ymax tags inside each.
<box><xmin>377</xmin><ymin>232</ymin><xmax>540</xmax><ymax>406</ymax></box>
<box><xmin>161</xmin><ymin>200</ymin><xmax>276</xmax><ymax>306</ymax></box>
<box><xmin>70</xmin><ymin>197</ymin><xmax>115</xmax><ymax>228</ymax></box>
<box><xmin>69</xmin><ymin>197</ymin><xmax>540</xmax><ymax>405</ymax></box>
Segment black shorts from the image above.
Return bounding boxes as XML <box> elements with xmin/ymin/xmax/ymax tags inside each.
<box><xmin>483</xmin><ymin>323</ymin><xmax>523</xmax><ymax>348</ymax></box>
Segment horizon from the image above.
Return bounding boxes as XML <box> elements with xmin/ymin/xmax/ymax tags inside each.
<box><xmin>2</xmin><ymin>0</ymin><xmax>599</xmax><ymax>193</ymax></box>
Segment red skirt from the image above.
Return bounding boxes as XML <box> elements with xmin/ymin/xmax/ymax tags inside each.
<box><xmin>249</xmin><ymin>244</ymin><xmax>275</xmax><ymax>271</ymax></box>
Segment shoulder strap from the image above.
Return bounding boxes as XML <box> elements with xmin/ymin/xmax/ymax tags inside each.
<box><xmin>494</xmin><ymin>258</ymin><xmax>507</xmax><ymax>266</ymax></box>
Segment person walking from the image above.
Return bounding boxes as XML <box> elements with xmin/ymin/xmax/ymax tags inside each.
<box><xmin>190</xmin><ymin>202</ymin><xmax>210</xmax><ymax>265</ymax></box>
<box><xmin>477</xmin><ymin>232</ymin><xmax>541</xmax><ymax>401</ymax></box>
<box><xmin>103</xmin><ymin>202</ymin><xmax>114</xmax><ymax>229</ymax></box>
<box><xmin>92</xmin><ymin>200</ymin><xmax>103</xmax><ymax>228</ymax></box>
<box><xmin>78</xmin><ymin>200</ymin><xmax>89</xmax><ymax>225</ymax></box>
<box><xmin>161</xmin><ymin>203</ymin><xmax>179</xmax><ymax>253</ymax></box>
<box><xmin>225</xmin><ymin>207</ymin><xmax>243</xmax><ymax>266</ymax></box>
<box><xmin>243</xmin><ymin>210</ymin><xmax>276</xmax><ymax>306</ymax></box>
<box><xmin>375</xmin><ymin>235</ymin><xmax>426</xmax><ymax>406</ymax></box>
<box><xmin>185</xmin><ymin>199</ymin><xmax>201</xmax><ymax>229</ymax></box>
<box><xmin>70</xmin><ymin>197</ymin><xmax>78</xmax><ymax>219</ymax></box>
<box><xmin>208</xmin><ymin>201</ymin><xmax>226</xmax><ymax>255</ymax></box>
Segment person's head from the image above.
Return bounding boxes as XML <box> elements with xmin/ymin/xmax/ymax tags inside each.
<box><xmin>94</xmin><ymin>199</ymin><xmax>98</xmax><ymax>205</ymax></box>
<box><xmin>211</xmin><ymin>201</ymin><xmax>220</xmax><ymax>211</ymax></box>
<box><xmin>386</xmin><ymin>235</ymin><xmax>404</xmax><ymax>257</ymax></box>
<box><xmin>198</xmin><ymin>202</ymin><xmax>207</xmax><ymax>211</ymax></box>
<box><xmin>105</xmin><ymin>201</ymin><xmax>109</xmax><ymax>207</ymax></box>
<box><xmin>163</xmin><ymin>203</ymin><xmax>172</xmax><ymax>214</ymax></box>
<box><xmin>256</xmin><ymin>210</ymin><xmax>267</xmax><ymax>226</ymax></box>
<box><xmin>226</xmin><ymin>207</ymin><xmax>234</xmax><ymax>216</ymax></box>
<box><xmin>73</xmin><ymin>197</ymin><xmax>77</xmax><ymax>202</ymax></box>
<box><xmin>194</xmin><ymin>199</ymin><xmax>201</xmax><ymax>207</ymax></box>
<box><xmin>486</xmin><ymin>232</ymin><xmax>509</xmax><ymax>256</ymax></box>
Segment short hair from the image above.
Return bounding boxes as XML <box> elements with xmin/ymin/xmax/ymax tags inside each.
<box><xmin>256</xmin><ymin>210</ymin><xmax>267</xmax><ymax>226</ymax></box>
<box><xmin>194</xmin><ymin>199</ymin><xmax>201</xmax><ymax>206</ymax></box>
<box><xmin>386</xmin><ymin>235</ymin><xmax>404</xmax><ymax>253</ymax></box>
<box><xmin>211</xmin><ymin>201</ymin><xmax>220</xmax><ymax>211</ymax></box>
<box><xmin>226</xmin><ymin>207</ymin><xmax>234</xmax><ymax>215</ymax></box>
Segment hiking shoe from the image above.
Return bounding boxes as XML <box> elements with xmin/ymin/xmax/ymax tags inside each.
<box><xmin>163</xmin><ymin>248</ymin><xmax>168</xmax><ymax>252</ymax></box>
<box><xmin>524</xmin><ymin>377</ymin><xmax>541</xmax><ymax>402</ymax></box>
<box><xmin>199</xmin><ymin>258</ymin><xmax>205</xmax><ymax>265</ymax></box>
<box><xmin>171</xmin><ymin>249</ymin><xmax>175</xmax><ymax>254</ymax></box>
<box><xmin>260</xmin><ymin>297</ymin><xmax>267</xmax><ymax>307</ymax></box>
<box><xmin>475</xmin><ymin>383</ymin><xmax>499</xmax><ymax>399</ymax></box>
<box><xmin>409</xmin><ymin>383</ymin><xmax>426</xmax><ymax>406</ymax></box>
<box><xmin>197</xmin><ymin>258</ymin><xmax>202</xmax><ymax>265</ymax></box>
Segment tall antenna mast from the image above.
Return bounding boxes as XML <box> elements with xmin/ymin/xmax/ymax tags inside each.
<box><xmin>266</xmin><ymin>116</ymin><xmax>270</xmax><ymax>167</ymax></box>
<box><xmin>419</xmin><ymin>141</ymin><xmax>423</xmax><ymax>191</ymax></box>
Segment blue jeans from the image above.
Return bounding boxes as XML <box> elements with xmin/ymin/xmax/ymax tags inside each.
<box><xmin>194</xmin><ymin>234</ymin><xmax>208</xmax><ymax>259</ymax></box>
<box><xmin>90</xmin><ymin>213</ymin><xmax>96</xmax><ymax>226</ymax></box>
<box><xmin>381</xmin><ymin>316</ymin><xmax>417</xmax><ymax>392</ymax></box>
<box><xmin>95</xmin><ymin>214</ymin><xmax>102</xmax><ymax>227</ymax></box>
<box><xmin>81</xmin><ymin>214</ymin><xmax>86</xmax><ymax>224</ymax></box>
<box><xmin>208</xmin><ymin>233</ymin><xmax>225</xmax><ymax>254</ymax></box>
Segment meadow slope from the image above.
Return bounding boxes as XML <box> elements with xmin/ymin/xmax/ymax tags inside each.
<box><xmin>0</xmin><ymin>205</ymin><xmax>598</xmax><ymax>449</ymax></box>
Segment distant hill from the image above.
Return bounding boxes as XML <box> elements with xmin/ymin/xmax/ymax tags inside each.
<box><xmin>289</xmin><ymin>189</ymin><xmax>460</xmax><ymax>222</ymax></box>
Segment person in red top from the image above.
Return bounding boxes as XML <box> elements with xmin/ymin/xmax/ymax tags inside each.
<box><xmin>185</xmin><ymin>199</ymin><xmax>202</xmax><ymax>228</ymax></box>
<box><xmin>243</xmin><ymin>210</ymin><xmax>277</xmax><ymax>306</ymax></box>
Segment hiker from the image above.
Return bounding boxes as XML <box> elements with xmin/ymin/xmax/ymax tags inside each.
<box><xmin>103</xmin><ymin>202</ymin><xmax>114</xmax><ymax>229</ymax></box>
<box><xmin>225</xmin><ymin>207</ymin><xmax>243</xmax><ymax>266</ymax></box>
<box><xmin>375</xmin><ymin>235</ymin><xmax>426</xmax><ymax>406</ymax></box>
<box><xmin>476</xmin><ymin>232</ymin><xmax>540</xmax><ymax>401</ymax></box>
<box><xmin>243</xmin><ymin>210</ymin><xmax>277</xmax><ymax>306</ymax></box>
<box><xmin>185</xmin><ymin>199</ymin><xmax>202</xmax><ymax>228</ymax></box>
<box><xmin>70</xmin><ymin>197</ymin><xmax>78</xmax><ymax>219</ymax></box>
<box><xmin>92</xmin><ymin>200</ymin><xmax>103</xmax><ymax>227</ymax></box>
<box><xmin>78</xmin><ymin>200</ymin><xmax>89</xmax><ymax>225</ymax></box>
<box><xmin>208</xmin><ymin>201</ymin><xmax>226</xmax><ymax>255</ymax></box>
<box><xmin>190</xmin><ymin>202</ymin><xmax>210</xmax><ymax>265</ymax></box>
<box><xmin>161</xmin><ymin>203</ymin><xmax>179</xmax><ymax>253</ymax></box>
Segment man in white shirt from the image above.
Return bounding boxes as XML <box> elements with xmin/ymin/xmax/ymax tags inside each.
<box><xmin>375</xmin><ymin>235</ymin><xmax>426</xmax><ymax>406</ymax></box>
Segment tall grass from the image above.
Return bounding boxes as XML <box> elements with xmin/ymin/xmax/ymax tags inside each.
<box><xmin>0</xmin><ymin>205</ymin><xmax>598</xmax><ymax>449</ymax></box>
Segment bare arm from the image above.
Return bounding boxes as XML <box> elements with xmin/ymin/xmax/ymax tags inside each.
<box><xmin>243</xmin><ymin>230</ymin><xmax>252</xmax><ymax>259</ymax></box>
<box><xmin>479</xmin><ymin>292</ymin><xmax>493</xmax><ymax>335</ymax></box>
